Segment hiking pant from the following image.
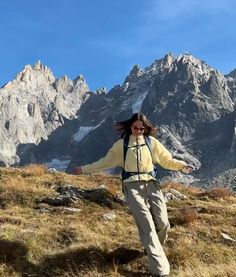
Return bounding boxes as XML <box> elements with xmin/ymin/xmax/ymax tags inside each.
<box><xmin>123</xmin><ymin>180</ymin><xmax>170</xmax><ymax>276</ymax></box>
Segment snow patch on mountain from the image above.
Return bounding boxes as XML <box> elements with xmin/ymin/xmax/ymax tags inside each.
<box><xmin>132</xmin><ymin>91</ymin><xmax>149</xmax><ymax>113</ymax></box>
<box><xmin>44</xmin><ymin>159</ymin><xmax>70</xmax><ymax>171</ymax></box>
<box><xmin>73</xmin><ymin>121</ymin><xmax>105</xmax><ymax>142</ymax></box>
<box><xmin>73</xmin><ymin>127</ymin><xmax>96</xmax><ymax>142</ymax></box>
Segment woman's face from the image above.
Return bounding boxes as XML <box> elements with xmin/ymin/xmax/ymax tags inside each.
<box><xmin>131</xmin><ymin>120</ymin><xmax>145</xmax><ymax>137</ymax></box>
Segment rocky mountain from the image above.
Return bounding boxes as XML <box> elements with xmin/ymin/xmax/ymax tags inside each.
<box><xmin>0</xmin><ymin>61</ymin><xmax>89</xmax><ymax>166</ymax></box>
<box><xmin>66</xmin><ymin>54</ymin><xmax>236</xmax><ymax>182</ymax></box>
<box><xmin>1</xmin><ymin>54</ymin><xmax>236</xmax><ymax>189</ymax></box>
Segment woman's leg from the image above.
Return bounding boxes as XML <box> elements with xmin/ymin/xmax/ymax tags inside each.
<box><xmin>123</xmin><ymin>181</ymin><xmax>170</xmax><ymax>276</ymax></box>
<box><xmin>148</xmin><ymin>180</ymin><xmax>170</xmax><ymax>246</ymax></box>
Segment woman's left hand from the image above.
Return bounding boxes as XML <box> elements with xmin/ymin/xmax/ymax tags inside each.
<box><xmin>181</xmin><ymin>164</ymin><xmax>197</xmax><ymax>174</ymax></box>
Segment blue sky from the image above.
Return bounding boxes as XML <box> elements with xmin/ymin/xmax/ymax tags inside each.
<box><xmin>0</xmin><ymin>0</ymin><xmax>236</xmax><ymax>91</ymax></box>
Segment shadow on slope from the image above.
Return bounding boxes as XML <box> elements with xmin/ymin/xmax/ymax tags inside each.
<box><xmin>0</xmin><ymin>239</ymin><xmax>145</xmax><ymax>276</ymax></box>
<box><xmin>39</xmin><ymin>246</ymin><xmax>144</xmax><ymax>276</ymax></box>
<box><xmin>0</xmin><ymin>240</ymin><xmax>37</xmax><ymax>275</ymax></box>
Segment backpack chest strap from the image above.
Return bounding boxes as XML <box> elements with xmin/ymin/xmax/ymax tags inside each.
<box><xmin>122</xmin><ymin>135</ymin><xmax>157</xmax><ymax>181</ymax></box>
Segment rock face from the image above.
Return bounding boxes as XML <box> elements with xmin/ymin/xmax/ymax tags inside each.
<box><xmin>1</xmin><ymin>54</ymin><xmax>236</xmax><ymax>188</ymax></box>
<box><xmin>0</xmin><ymin>61</ymin><xmax>89</xmax><ymax>166</ymax></box>
<box><xmin>226</xmin><ymin>69</ymin><xmax>236</xmax><ymax>102</ymax></box>
<box><xmin>142</xmin><ymin>54</ymin><xmax>235</xmax><ymax>177</ymax></box>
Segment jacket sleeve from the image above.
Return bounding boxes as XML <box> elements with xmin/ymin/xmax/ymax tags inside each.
<box><xmin>151</xmin><ymin>137</ymin><xmax>186</xmax><ymax>170</ymax></box>
<box><xmin>81</xmin><ymin>139</ymin><xmax>123</xmax><ymax>173</ymax></box>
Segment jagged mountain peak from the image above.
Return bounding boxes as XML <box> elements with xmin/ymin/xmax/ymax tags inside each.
<box><xmin>124</xmin><ymin>64</ymin><xmax>144</xmax><ymax>83</ymax></box>
<box><xmin>176</xmin><ymin>53</ymin><xmax>204</xmax><ymax>64</ymax></box>
<box><xmin>73</xmin><ymin>74</ymin><xmax>87</xmax><ymax>88</ymax></box>
<box><xmin>123</xmin><ymin>53</ymin><xmax>211</xmax><ymax>87</ymax></box>
<box><xmin>148</xmin><ymin>53</ymin><xmax>175</xmax><ymax>70</ymax></box>
<box><xmin>32</xmin><ymin>60</ymin><xmax>51</xmax><ymax>73</ymax></box>
<box><xmin>95</xmin><ymin>87</ymin><xmax>107</xmax><ymax>95</ymax></box>
<box><xmin>53</xmin><ymin>75</ymin><xmax>73</xmax><ymax>93</ymax></box>
<box><xmin>130</xmin><ymin>64</ymin><xmax>143</xmax><ymax>74</ymax></box>
<box><xmin>19</xmin><ymin>61</ymin><xmax>55</xmax><ymax>82</ymax></box>
<box><xmin>123</xmin><ymin>55</ymin><xmax>175</xmax><ymax>85</ymax></box>
<box><xmin>74</xmin><ymin>74</ymin><xmax>85</xmax><ymax>82</ymax></box>
<box><xmin>175</xmin><ymin>53</ymin><xmax>217</xmax><ymax>78</ymax></box>
<box><xmin>54</xmin><ymin>73</ymin><xmax>89</xmax><ymax>94</ymax></box>
<box><xmin>161</xmin><ymin>53</ymin><xmax>175</xmax><ymax>68</ymax></box>
<box><xmin>227</xmin><ymin>68</ymin><xmax>236</xmax><ymax>78</ymax></box>
<box><xmin>3</xmin><ymin>61</ymin><xmax>56</xmax><ymax>90</ymax></box>
<box><xmin>139</xmin><ymin>53</ymin><xmax>215</xmax><ymax>81</ymax></box>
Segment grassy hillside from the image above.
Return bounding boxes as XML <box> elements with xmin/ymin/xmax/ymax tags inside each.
<box><xmin>0</xmin><ymin>165</ymin><xmax>236</xmax><ymax>277</ymax></box>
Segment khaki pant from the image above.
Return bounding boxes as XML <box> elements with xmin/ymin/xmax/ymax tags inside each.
<box><xmin>123</xmin><ymin>180</ymin><xmax>170</xmax><ymax>276</ymax></box>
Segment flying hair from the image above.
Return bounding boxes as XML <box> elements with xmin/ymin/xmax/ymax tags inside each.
<box><xmin>115</xmin><ymin>113</ymin><xmax>157</xmax><ymax>138</ymax></box>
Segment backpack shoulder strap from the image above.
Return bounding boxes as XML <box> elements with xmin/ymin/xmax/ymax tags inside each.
<box><xmin>123</xmin><ymin>134</ymin><xmax>130</xmax><ymax>163</ymax></box>
<box><xmin>144</xmin><ymin>135</ymin><xmax>152</xmax><ymax>154</ymax></box>
<box><xmin>122</xmin><ymin>135</ymin><xmax>130</xmax><ymax>181</ymax></box>
<box><xmin>144</xmin><ymin>136</ymin><xmax>159</xmax><ymax>180</ymax></box>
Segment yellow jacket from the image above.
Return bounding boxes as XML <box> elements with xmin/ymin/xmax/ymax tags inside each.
<box><xmin>81</xmin><ymin>135</ymin><xmax>186</xmax><ymax>182</ymax></box>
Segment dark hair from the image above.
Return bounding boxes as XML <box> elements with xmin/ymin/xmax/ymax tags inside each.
<box><xmin>115</xmin><ymin>113</ymin><xmax>157</xmax><ymax>138</ymax></box>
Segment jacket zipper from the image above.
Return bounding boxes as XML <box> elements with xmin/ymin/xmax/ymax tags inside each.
<box><xmin>136</xmin><ymin>137</ymin><xmax>141</xmax><ymax>181</ymax></box>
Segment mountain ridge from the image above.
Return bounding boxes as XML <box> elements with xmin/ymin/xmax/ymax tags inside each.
<box><xmin>1</xmin><ymin>53</ymin><xmax>236</xmax><ymax>189</ymax></box>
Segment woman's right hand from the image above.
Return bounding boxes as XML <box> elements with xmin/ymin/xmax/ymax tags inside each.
<box><xmin>72</xmin><ymin>166</ymin><xmax>82</xmax><ymax>175</ymax></box>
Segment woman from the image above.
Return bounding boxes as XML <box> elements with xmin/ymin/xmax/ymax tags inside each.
<box><xmin>73</xmin><ymin>113</ymin><xmax>194</xmax><ymax>277</ymax></box>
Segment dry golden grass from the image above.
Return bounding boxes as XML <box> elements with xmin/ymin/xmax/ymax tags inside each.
<box><xmin>232</xmin><ymin>216</ymin><xmax>236</xmax><ymax>227</ymax></box>
<box><xmin>171</xmin><ymin>261</ymin><xmax>236</xmax><ymax>277</ymax></box>
<box><xmin>0</xmin><ymin>174</ymin><xmax>53</xmax><ymax>207</ymax></box>
<box><xmin>0</xmin><ymin>264</ymin><xmax>20</xmax><ymax>277</ymax></box>
<box><xmin>162</xmin><ymin>182</ymin><xmax>187</xmax><ymax>192</ymax></box>
<box><xmin>22</xmin><ymin>164</ymin><xmax>48</xmax><ymax>176</ymax></box>
<box><xmin>201</xmin><ymin>187</ymin><xmax>232</xmax><ymax>200</ymax></box>
<box><xmin>162</xmin><ymin>182</ymin><xmax>204</xmax><ymax>203</ymax></box>
<box><xmin>162</xmin><ymin>182</ymin><xmax>203</xmax><ymax>195</ymax></box>
<box><xmin>0</xmin><ymin>166</ymin><xmax>236</xmax><ymax>277</ymax></box>
<box><xmin>172</xmin><ymin>207</ymin><xmax>200</xmax><ymax>225</ymax></box>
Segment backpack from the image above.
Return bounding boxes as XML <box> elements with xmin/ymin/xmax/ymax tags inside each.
<box><xmin>122</xmin><ymin>135</ymin><xmax>159</xmax><ymax>181</ymax></box>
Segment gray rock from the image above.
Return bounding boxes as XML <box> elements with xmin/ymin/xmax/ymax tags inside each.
<box><xmin>221</xmin><ymin>232</ymin><xmax>236</xmax><ymax>242</ymax></box>
<box><xmin>48</xmin><ymin>168</ymin><xmax>57</xmax><ymax>173</ymax></box>
<box><xmin>39</xmin><ymin>185</ymin><xmax>126</xmax><ymax>208</ymax></box>
<box><xmin>39</xmin><ymin>196</ymin><xmax>76</xmax><ymax>206</ymax></box>
<box><xmin>62</xmin><ymin>207</ymin><xmax>82</xmax><ymax>213</ymax></box>
<box><xmin>102</xmin><ymin>211</ymin><xmax>116</xmax><ymax>221</ymax></box>
<box><xmin>164</xmin><ymin>189</ymin><xmax>188</xmax><ymax>202</ymax></box>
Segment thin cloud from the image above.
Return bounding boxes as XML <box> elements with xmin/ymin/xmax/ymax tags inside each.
<box><xmin>145</xmin><ymin>0</ymin><xmax>234</xmax><ymax>21</ymax></box>
<box><xmin>85</xmin><ymin>36</ymin><xmax>145</xmax><ymax>59</ymax></box>
<box><xmin>130</xmin><ymin>0</ymin><xmax>236</xmax><ymax>52</ymax></box>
